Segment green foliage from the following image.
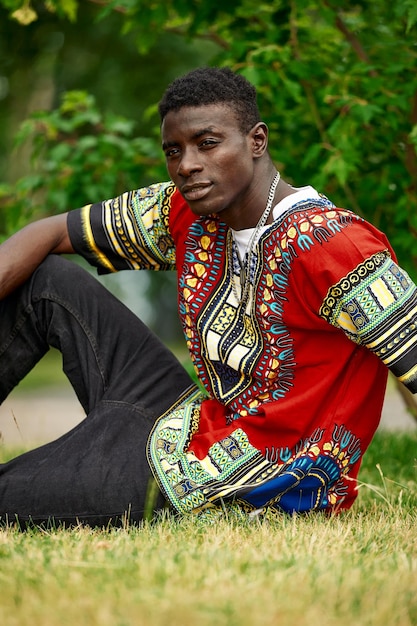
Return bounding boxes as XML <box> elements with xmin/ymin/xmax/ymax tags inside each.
<box><xmin>0</xmin><ymin>90</ymin><xmax>165</xmax><ymax>234</ymax></box>
<box><xmin>6</xmin><ymin>0</ymin><xmax>77</xmax><ymax>23</ymax></box>
<box><xmin>1</xmin><ymin>0</ymin><xmax>417</xmax><ymax>278</ymax></box>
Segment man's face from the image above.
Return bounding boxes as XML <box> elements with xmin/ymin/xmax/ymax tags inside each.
<box><xmin>161</xmin><ymin>104</ymin><xmax>263</xmax><ymax>226</ymax></box>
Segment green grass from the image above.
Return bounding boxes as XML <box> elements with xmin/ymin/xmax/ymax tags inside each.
<box><xmin>12</xmin><ymin>349</ymin><xmax>68</xmax><ymax>393</ymax></box>
<box><xmin>2</xmin><ymin>328</ymin><xmax>416</xmax><ymax>623</ymax></box>
<box><xmin>0</xmin><ymin>430</ymin><xmax>416</xmax><ymax>626</ymax></box>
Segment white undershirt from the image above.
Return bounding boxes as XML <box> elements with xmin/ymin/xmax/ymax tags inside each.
<box><xmin>231</xmin><ymin>186</ymin><xmax>320</xmax><ymax>260</ymax></box>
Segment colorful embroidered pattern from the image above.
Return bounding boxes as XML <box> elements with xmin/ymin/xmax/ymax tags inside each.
<box><xmin>78</xmin><ymin>182</ymin><xmax>177</xmax><ymax>272</ymax></box>
<box><xmin>68</xmin><ymin>184</ymin><xmax>417</xmax><ymax>514</ymax></box>
<box><xmin>320</xmin><ymin>252</ymin><xmax>417</xmax><ymax>387</ymax></box>
<box><xmin>179</xmin><ymin>199</ymin><xmax>361</xmax><ymax>418</ymax></box>
<box><xmin>147</xmin><ymin>386</ymin><xmax>363</xmax><ymax>515</ymax></box>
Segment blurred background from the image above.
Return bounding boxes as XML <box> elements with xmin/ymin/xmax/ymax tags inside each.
<box><xmin>0</xmin><ymin>0</ymin><xmax>416</xmax><ymax>444</ymax></box>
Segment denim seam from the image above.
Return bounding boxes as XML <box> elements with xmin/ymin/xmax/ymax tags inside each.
<box><xmin>99</xmin><ymin>398</ymin><xmax>155</xmax><ymax>419</ymax></box>
<box><xmin>33</xmin><ymin>291</ymin><xmax>108</xmax><ymax>392</ymax></box>
<box><xmin>0</xmin><ymin>303</ymin><xmax>35</xmax><ymax>357</ymax></box>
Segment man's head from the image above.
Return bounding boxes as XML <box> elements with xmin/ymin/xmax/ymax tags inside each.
<box><xmin>158</xmin><ymin>67</ymin><xmax>261</xmax><ymax>134</ymax></box>
<box><xmin>159</xmin><ymin>67</ymin><xmax>274</xmax><ymax>229</ymax></box>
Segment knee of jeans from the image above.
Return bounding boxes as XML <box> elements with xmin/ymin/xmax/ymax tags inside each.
<box><xmin>31</xmin><ymin>255</ymin><xmax>84</xmax><ymax>297</ymax></box>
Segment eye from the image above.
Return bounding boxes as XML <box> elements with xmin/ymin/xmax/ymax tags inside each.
<box><xmin>164</xmin><ymin>147</ymin><xmax>180</xmax><ymax>159</ymax></box>
<box><xmin>200</xmin><ymin>139</ymin><xmax>219</xmax><ymax>149</ymax></box>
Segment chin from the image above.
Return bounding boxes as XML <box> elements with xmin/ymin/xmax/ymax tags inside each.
<box><xmin>189</xmin><ymin>204</ymin><xmax>217</xmax><ymax>217</ymax></box>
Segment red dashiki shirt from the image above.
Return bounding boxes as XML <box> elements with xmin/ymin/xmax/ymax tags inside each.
<box><xmin>67</xmin><ymin>182</ymin><xmax>417</xmax><ymax>518</ymax></box>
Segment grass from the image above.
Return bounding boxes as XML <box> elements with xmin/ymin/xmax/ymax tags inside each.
<box><xmin>0</xmin><ymin>430</ymin><xmax>416</xmax><ymax>626</ymax></box>
<box><xmin>11</xmin><ymin>349</ymin><xmax>69</xmax><ymax>393</ymax></box>
<box><xmin>0</xmin><ymin>508</ymin><xmax>416</xmax><ymax>626</ymax></box>
<box><xmin>1</xmin><ymin>355</ymin><xmax>417</xmax><ymax>625</ymax></box>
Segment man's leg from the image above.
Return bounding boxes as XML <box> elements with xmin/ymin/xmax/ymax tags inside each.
<box><xmin>0</xmin><ymin>255</ymin><xmax>194</xmax><ymax>527</ymax></box>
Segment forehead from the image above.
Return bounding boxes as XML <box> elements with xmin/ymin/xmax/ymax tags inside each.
<box><xmin>161</xmin><ymin>103</ymin><xmax>241</xmax><ymax>142</ymax></box>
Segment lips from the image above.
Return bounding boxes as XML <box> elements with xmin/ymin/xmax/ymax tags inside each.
<box><xmin>181</xmin><ymin>183</ymin><xmax>212</xmax><ymax>202</ymax></box>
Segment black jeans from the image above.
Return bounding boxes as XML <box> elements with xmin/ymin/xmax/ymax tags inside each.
<box><xmin>0</xmin><ymin>255</ymin><xmax>193</xmax><ymax>528</ymax></box>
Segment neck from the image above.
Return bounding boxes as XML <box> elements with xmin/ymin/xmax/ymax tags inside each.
<box><xmin>232</xmin><ymin>168</ymin><xmax>301</xmax><ymax>230</ymax></box>
<box><xmin>225</xmin><ymin>167</ymin><xmax>279</xmax><ymax>230</ymax></box>
<box><xmin>264</xmin><ymin>180</ymin><xmax>299</xmax><ymax>225</ymax></box>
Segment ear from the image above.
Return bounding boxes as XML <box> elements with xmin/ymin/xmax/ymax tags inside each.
<box><xmin>249</xmin><ymin>122</ymin><xmax>269</xmax><ymax>158</ymax></box>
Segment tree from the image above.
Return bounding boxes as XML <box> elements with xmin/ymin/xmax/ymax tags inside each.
<box><xmin>0</xmin><ymin>0</ymin><xmax>219</xmax><ymax>341</ymax></box>
<box><xmin>2</xmin><ymin>0</ymin><xmax>417</xmax><ymax>413</ymax></box>
<box><xmin>1</xmin><ymin>0</ymin><xmax>416</xmax><ymax>280</ymax></box>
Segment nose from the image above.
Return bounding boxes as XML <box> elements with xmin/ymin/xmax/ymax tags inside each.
<box><xmin>177</xmin><ymin>147</ymin><xmax>203</xmax><ymax>178</ymax></box>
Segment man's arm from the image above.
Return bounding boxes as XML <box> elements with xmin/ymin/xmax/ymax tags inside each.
<box><xmin>0</xmin><ymin>213</ymin><xmax>73</xmax><ymax>300</ymax></box>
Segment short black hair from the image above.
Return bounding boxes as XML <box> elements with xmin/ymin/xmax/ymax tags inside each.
<box><xmin>158</xmin><ymin>67</ymin><xmax>261</xmax><ymax>134</ymax></box>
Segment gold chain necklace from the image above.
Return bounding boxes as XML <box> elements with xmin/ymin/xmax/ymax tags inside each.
<box><xmin>230</xmin><ymin>171</ymin><xmax>280</xmax><ymax>305</ymax></box>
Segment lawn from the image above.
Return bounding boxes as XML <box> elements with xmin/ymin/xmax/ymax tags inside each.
<box><xmin>1</xmin><ymin>351</ymin><xmax>416</xmax><ymax>625</ymax></box>
<box><xmin>0</xmin><ymin>429</ymin><xmax>416</xmax><ymax>626</ymax></box>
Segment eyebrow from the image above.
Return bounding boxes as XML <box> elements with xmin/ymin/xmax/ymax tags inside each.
<box><xmin>162</xmin><ymin>126</ymin><xmax>221</xmax><ymax>151</ymax></box>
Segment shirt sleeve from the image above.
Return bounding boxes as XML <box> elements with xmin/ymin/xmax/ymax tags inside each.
<box><xmin>319</xmin><ymin>250</ymin><xmax>417</xmax><ymax>393</ymax></box>
<box><xmin>67</xmin><ymin>182</ymin><xmax>177</xmax><ymax>273</ymax></box>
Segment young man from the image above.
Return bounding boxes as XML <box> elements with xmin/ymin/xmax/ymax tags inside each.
<box><xmin>0</xmin><ymin>67</ymin><xmax>416</xmax><ymax>527</ymax></box>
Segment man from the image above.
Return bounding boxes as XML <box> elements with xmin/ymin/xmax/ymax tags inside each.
<box><xmin>0</xmin><ymin>67</ymin><xmax>416</xmax><ymax>527</ymax></box>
